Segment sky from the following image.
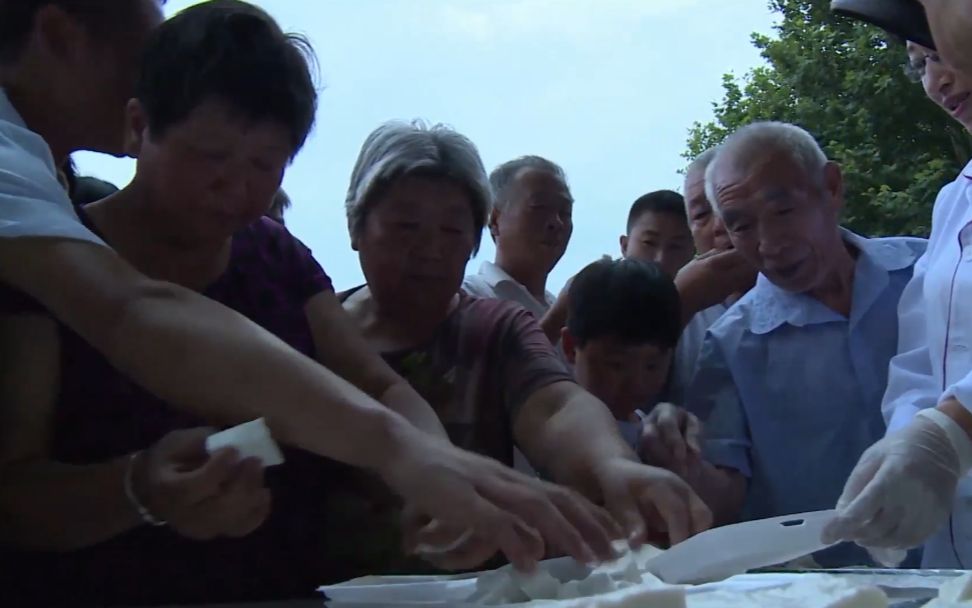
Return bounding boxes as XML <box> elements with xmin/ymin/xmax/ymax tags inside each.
<box><xmin>74</xmin><ymin>0</ymin><xmax>777</xmax><ymax>293</ymax></box>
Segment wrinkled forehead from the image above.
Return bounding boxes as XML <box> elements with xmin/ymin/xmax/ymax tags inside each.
<box><xmin>511</xmin><ymin>167</ymin><xmax>571</xmax><ymax>199</ymax></box>
<box><xmin>683</xmin><ymin>167</ymin><xmax>708</xmax><ymax>201</ymax></box>
<box><xmin>375</xmin><ymin>174</ymin><xmax>477</xmax><ymax>216</ymax></box>
<box><xmin>713</xmin><ymin>151</ymin><xmax>807</xmax><ymax>202</ymax></box>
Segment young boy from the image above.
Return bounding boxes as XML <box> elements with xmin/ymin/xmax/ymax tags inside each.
<box><xmin>561</xmin><ymin>258</ymin><xmax>682</xmax><ymax>447</ymax></box>
<box><xmin>620</xmin><ymin>190</ymin><xmax>695</xmax><ymax>278</ymax></box>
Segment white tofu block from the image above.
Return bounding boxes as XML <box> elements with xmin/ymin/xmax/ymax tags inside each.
<box><xmin>690</xmin><ymin>576</ymin><xmax>888</xmax><ymax>608</ymax></box>
<box><xmin>556</xmin><ymin>580</ymin><xmax>583</xmax><ymax>600</ymax></box>
<box><xmin>471</xmin><ymin>569</ymin><xmax>527</xmax><ymax>605</ymax></box>
<box><xmin>471</xmin><ymin>544</ymin><xmax>673</xmax><ymax>605</ymax></box>
<box><xmin>612</xmin><ymin>560</ymin><xmax>642</xmax><ymax>585</ymax></box>
<box><xmin>205</xmin><ymin>418</ymin><xmax>284</xmax><ymax>467</ymax></box>
<box><xmin>579</xmin><ymin>584</ymin><xmax>687</xmax><ymax>608</ymax></box>
<box><xmin>820</xmin><ymin>587</ymin><xmax>889</xmax><ymax>608</ymax></box>
<box><xmin>514</xmin><ymin>569</ymin><xmax>560</xmax><ymax>600</ymax></box>
<box><xmin>575</xmin><ymin>572</ymin><xmax>615</xmax><ymax>597</ymax></box>
<box><xmin>939</xmin><ymin>573</ymin><xmax>972</xmax><ymax>603</ymax></box>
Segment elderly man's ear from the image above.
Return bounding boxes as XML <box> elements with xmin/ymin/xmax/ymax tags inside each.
<box><xmin>823</xmin><ymin>161</ymin><xmax>845</xmax><ymax>213</ymax></box>
<box><xmin>487</xmin><ymin>208</ymin><xmax>501</xmax><ymax>243</ymax></box>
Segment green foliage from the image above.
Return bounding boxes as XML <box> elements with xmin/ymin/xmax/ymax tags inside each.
<box><xmin>685</xmin><ymin>0</ymin><xmax>972</xmax><ymax>237</ymax></box>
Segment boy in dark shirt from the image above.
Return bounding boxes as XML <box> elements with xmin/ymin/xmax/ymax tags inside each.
<box><xmin>562</xmin><ymin>258</ymin><xmax>690</xmax><ymax>460</ymax></box>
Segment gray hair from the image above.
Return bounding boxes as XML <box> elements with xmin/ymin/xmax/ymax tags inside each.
<box><xmin>704</xmin><ymin>121</ymin><xmax>828</xmax><ymax>213</ymax></box>
<box><xmin>685</xmin><ymin>147</ymin><xmax>718</xmax><ymax>178</ymax></box>
<box><xmin>489</xmin><ymin>155</ymin><xmax>569</xmax><ymax>212</ymax></box>
<box><xmin>345</xmin><ymin>120</ymin><xmax>492</xmax><ymax>255</ymax></box>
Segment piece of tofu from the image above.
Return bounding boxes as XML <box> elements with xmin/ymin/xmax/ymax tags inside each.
<box><xmin>689</xmin><ymin>576</ymin><xmax>888</xmax><ymax>608</ymax></box>
<box><xmin>553</xmin><ymin>584</ymin><xmax>687</xmax><ymax>608</ymax></box>
<box><xmin>514</xmin><ymin>570</ymin><xmax>561</xmax><ymax>601</ymax></box>
<box><xmin>205</xmin><ymin>418</ymin><xmax>284</xmax><ymax>467</ymax></box>
<box><xmin>939</xmin><ymin>573</ymin><xmax>972</xmax><ymax>603</ymax></box>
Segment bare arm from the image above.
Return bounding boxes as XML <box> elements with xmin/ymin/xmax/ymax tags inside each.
<box><xmin>635</xmin><ymin>402</ymin><xmax>745</xmax><ymax>526</ymax></box>
<box><xmin>0</xmin><ymin>237</ymin><xmax>413</xmax><ymax>472</ymax></box>
<box><xmin>537</xmin><ymin>257</ymin><xmax>610</xmax><ymax>345</ymax></box>
<box><xmin>305</xmin><ymin>290</ymin><xmax>448</xmax><ymax>438</ymax></box>
<box><xmin>512</xmin><ymin>381</ymin><xmax>636</xmax><ymax>498</ymax></box>
<box><xmin>682</xmin><ymin>464</ymin><xmax>746</xmax><ymax>527</ymax></box>
<box><xmin>674</xmin><ymin>249</ymin><xmax>756</xmax><ymax>326</ymax></box>
<box><xmin>512</xmin><ymin>382</ymin><xmax>711</xmax><ymax>543</ymax></box>
<box><xmin>538</xmin><ymin>294</ymin><xmax>569</xmax><ymax>345</ymax></box>
<box><xmin>0</xmin><ymin>314</ymin><xmax>142</xmax><ymax>550</ymax></box>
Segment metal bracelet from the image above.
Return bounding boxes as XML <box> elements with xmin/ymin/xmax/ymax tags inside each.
<box><xmin>123</xmin><ymin>451</ymin><xmax>167</xmax><ymax>527</ymax></box>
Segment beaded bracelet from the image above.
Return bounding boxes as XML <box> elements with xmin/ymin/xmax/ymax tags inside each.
<box><xmin>124</xmin><ymin>452</ymin><xmax>167</xmax><ymax>527</ymax></box>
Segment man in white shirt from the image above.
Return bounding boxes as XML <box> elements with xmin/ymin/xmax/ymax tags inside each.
<box><xmin>463</xmin><ymin>155</ymin><xmax>572</xmax><ymax>321</ymax></box>
<box><xmin>463</xmin><ymin>156</ymin><xmax>573</xmax><ymax>473</ymax></box>
<box><xmin>0</xmin><ymin>0</ymin><xmax>618</xmax><ymax>568</ymax></box>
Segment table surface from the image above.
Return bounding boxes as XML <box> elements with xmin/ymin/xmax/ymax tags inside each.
<box><xmin>143</xmin><ymin>569</ymin><xmax>972</xmax><ymax>607</ymax></box>
<box><xmin>155</xmin><ymin>602</ymin><xmax>321</xmax><ymax>608</ymax></box>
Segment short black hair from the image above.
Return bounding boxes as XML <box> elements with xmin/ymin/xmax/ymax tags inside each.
<box><xmin>0</xmin><ymin>1</ymin><xmax>160</xmax><ymax>63</ymax></box>
<box><xmin>135</xmin><ymin>0</ymin><xmax>317</xmax><ymax>155</ymax></box>
<box><xmin>61</xmin><ymin>159</ymin><xmax>118</xmax><ymax>206</ymax></box>
<box><xmin>626</xmin><ymin>190</ymin><xmax>686</xmax><ymax>233</ymax></box>
<box><xmin>566</xmin><ymin>258</ymin><xmax>681</xmax><ymax>350</ymax></box>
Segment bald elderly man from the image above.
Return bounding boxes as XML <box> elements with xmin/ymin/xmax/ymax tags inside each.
<box><xmin>677</xmin><ymin>121</ymin><xmax>926</xmax><ymax>567</ymax></box>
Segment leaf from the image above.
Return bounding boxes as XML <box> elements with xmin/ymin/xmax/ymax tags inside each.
<box><xmin>684</xmin><ymin>0</ymin><xmax>965</xmax><ymax>237</ymax></box>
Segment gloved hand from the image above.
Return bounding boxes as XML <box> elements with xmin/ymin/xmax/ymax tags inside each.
<box><xmin>822</xmin><ymin>408</ymin><xmax>972</xmax><ymax>553</ymax></box>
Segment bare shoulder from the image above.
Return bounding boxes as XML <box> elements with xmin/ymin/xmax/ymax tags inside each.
<box><xmin>338</xmin><ymin>285</ymin><xmax>371</xmax><ymax>317</ymax></box>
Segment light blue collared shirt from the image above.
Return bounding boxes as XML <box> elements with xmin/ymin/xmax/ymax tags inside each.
<box><xmin>687</xmin><ymin>230</ymin><xmax>926</xmax><ymax>567</ymax></box>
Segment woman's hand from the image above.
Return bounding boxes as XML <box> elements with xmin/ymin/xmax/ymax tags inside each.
<box><xmin>132</xmin><ymin>427</ymin><xmax>272</xmax><ymax>539</ymax></box>
<box><xmin>401</xmin><ymin>507</ymin><xmax>507</xmax><ymax>571</ymax></box>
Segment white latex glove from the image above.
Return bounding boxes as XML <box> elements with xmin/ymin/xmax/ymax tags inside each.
<box><xmin>822</xmin><ymin>409</ymin><xmax>972</xmax><ymax>553</ymax></box>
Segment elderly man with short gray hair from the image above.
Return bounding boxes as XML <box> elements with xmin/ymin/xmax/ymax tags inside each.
<box><xmin>462</xmin><ymin>155</ymin><xmax>573</xmax><ymax>322</ymax></box>
<box><xmin>670</xmin><ymin>121</ymin><xmax>927</xmax><ymax>567</ymax></box>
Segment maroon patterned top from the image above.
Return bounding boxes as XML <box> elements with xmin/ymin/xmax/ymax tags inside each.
<box><xmin>379</xmin><ymin>293</ymin><xmax>574</xmax><ymax>461</ymax></box>
<box><xmin>323</xmin><ymin>290</ymin><xmax>574</xmax><ymax>575</ymax></box>
<box><xmin>3</xmin><ymin>212</ymin><xmax>341</xmax><ymax>606</ymax></box>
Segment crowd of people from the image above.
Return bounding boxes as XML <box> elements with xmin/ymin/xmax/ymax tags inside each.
<box><xmin>1</xmin><ymin>0</ymin><xmax>971</xmax><ymax>605</ymax></box>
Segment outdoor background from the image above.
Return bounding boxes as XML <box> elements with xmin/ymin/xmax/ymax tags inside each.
<box><xmin>73</xmin><ymin>0</ymin><xmax>968</xmax><ymax>293</ymax></box>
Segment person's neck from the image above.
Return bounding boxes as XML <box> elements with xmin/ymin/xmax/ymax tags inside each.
<box><xmin>2</xmin><ymin>65</ymin><xmax>75</xmax><ymax>163</ymax></box>
<box><xmin>807</xmin><ymin>237</ymin><xmax>858</xmax><ymax>317</ymax></box>
<box><xmin>349</xmin><ymin>287</ymin><xmax>457</xmax><ymax>352</ymax></box>
<box><xmin>85</xmin><ymin>183</ymin><xmax>232</xmax><ymax>291</ymax></box>
<box><xmin>494</xmin><ymin>252</ymin><xmax>549</xmax><ymax>303</ymax></box>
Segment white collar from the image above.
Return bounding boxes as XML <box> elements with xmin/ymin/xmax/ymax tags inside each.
<box><xmin>746</xmin><ymin>228</ymin><xmax>922</xmax><ymax>335</ymax></box>
<box><xmin>477</xmin><ymin>261</ymin><xmax>555</xmax><ymax>307</ymax></box>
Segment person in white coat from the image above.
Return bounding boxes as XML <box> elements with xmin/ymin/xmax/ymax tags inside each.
<box><xmin>824</xmin><ymin>0</ymin><xmax>972</xmax><ymax>566</ymax></box>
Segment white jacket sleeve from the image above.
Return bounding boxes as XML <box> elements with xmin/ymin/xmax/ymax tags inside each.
<box><xmin>882</xmin><ymin>252</ymin><xmax>939</xmax><ymax>433</ymax></box>
<box><xmin>0</xmin><ymin>126</ymin><xmax>104</xmax><ymax>244</ymax></box>
<box><xmin>944</xmin><ymin>375</ymin><xmax>972</xmax><ymax>415</ymax></box>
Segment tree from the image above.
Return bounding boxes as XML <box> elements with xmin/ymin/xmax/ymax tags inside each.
<box><xmin>685</xmin><ymin>0</ymin><xmax>972</xmax><ymax>237</ymax></box>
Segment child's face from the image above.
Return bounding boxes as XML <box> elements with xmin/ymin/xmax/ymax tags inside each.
<box><xmin>568</xmin><ymin>335</ymin><xmax>673</xmax><ymax>421</ymax></box>
<box><xmin>622</xmin><ymin>211</ymin><xmax>695</xmax><ymax>278</ymax></box>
